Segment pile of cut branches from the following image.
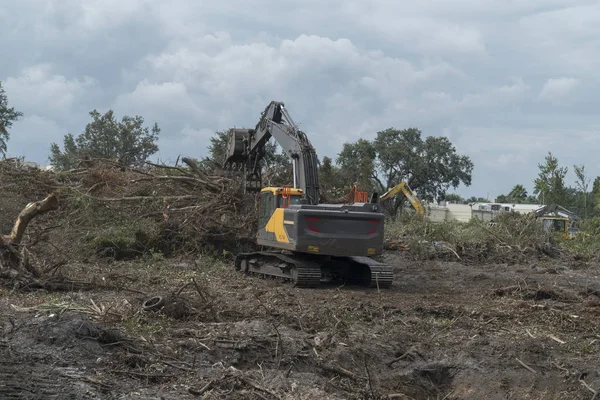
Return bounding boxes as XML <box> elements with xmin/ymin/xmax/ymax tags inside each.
<box><xmin>54</xmin><ymin>157</ymin><xmax>259</xmax><ymax>257</ymax></box>
<box><xmin>385</xmin><ymin>211</ymin><xmax>565</xmax><ymax>264</ymax></box>
<box><xmin>0</xmin><ymin>157</ymin><xmax>259</xmax><ymax>290</ymax></box>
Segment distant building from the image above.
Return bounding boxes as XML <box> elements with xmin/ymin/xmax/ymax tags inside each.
<box><xmin>471</xmin><ymin>202</ymin><xmax>542</xmax><ymax>214</ymax></box>
<box><xmin>468</xmin><ymin>202</ymin><xmax>543</xmax><ymax>222</ymax></box>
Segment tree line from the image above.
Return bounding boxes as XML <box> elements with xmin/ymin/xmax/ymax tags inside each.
<box><xmin>445</xmin><ymin>152</ymin><xmax>596</xmax><ymax>218</ymax></box>
<box><xmin>0</xmin><ymin>81</ymin><xmax>595</xmax><ymax>218</ymax></box>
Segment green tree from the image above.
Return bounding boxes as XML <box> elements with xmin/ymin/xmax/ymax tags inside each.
<box><xmin>592</xmin><ymin>177</ymin><xmax>600</xmax><ymax>196</ymax></box>
<box><xmin>442</xmin><ymin>193</ymin><xmax>465</xmax><ymax>203</ymax></box>
<box><xmin>201</xmin><ymin>130</ymin><xmax>230</xmax><ymax>169</ymax></box>
<box><xmin>507</xmin><ymin>184</ymin><xmax>528</xmax><ymax>203</ymax></box>
<box><xmin>318</xmin><ymin>156</ymin><xmax>346</xmax><ymax>200</ymax></box>
<box><xmin>337</xmin><ymin>127</ymin><xmax>473</xmax><ymax>214</ymax></box>
<box><xmin>336</xmin><ymin>139</ymin><xmax>377</xmax><ymax>192</ymax></box>
<box><xmin>466</xmin><ymin>196</ymin><xmax>491</xmax><ymax>203</ymax></box>
<box><xmin>49</xmin><ymin>109</ymin><xmax>159</xmax><ymax>170</ymax></box>
<box><xmin>0</xmin><ymin>81</ymin><xmax>23</xmax><ymax>157</ymax></box>
<box><xmin>261</xmin><ymin>141</ymin><xmax>291</xmax><ymax>187</ymax></box>
<box><xmin>574</xmin><ymin>164</ymin><xmax>591</xmax><ymax>218</ymax></box>
<box><xmin>496</xmin><ymin>185</ymin><xmax>537</xmax><ymax>204</ymax></box>
<box><xmin>590</xmin><ymin>177</ymin><xmax>600</xmax><ymax>216</ymax></box>
<box><xmin>533</xmin><ymin>152</ymin><xmax>568</xmax><ymax>205</ymax></box>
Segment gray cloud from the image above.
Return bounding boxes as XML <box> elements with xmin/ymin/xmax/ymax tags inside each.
<box><xmin>1</xmin><ymin>1</ymin><xmax>599</xmax><ymax>200</ymax></box>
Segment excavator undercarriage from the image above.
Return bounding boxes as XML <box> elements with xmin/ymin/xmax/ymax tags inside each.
<box><xmin>234</xmin><ymin>251</ymin><xmax>394</xmax><ymax>288</ymax></box>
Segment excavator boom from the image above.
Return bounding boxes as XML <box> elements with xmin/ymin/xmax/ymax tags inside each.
<box><xmin>380</xmin><ymin>182</ymin><xmax>425</xmax><ymax>216</ymax></box>
<box><xmin>224</xmin><ymin>101</ymin><xmax>320</xmax><ymax>204</ymax></box>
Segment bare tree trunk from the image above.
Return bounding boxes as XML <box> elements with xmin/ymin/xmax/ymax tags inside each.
<box><xmin>1</xmin><ymin>193</ymin><xmax>59</xmax><ymax>270</ymax></box>
<box><xmin>1</xmin><ymin>193</ymin><xmax>59</xmax><ymax>247</ymax></box>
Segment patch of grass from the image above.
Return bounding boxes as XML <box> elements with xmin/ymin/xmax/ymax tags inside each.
<box><xmin>122</xmin><ymin>313</ymin><xmax>172</xmax><ymax>336</ymax></box>
<box><xmin>558</xmin><ymin>217</ymin><xmax>600</xmax><ymax>261</ymax></box>
<box><xmin>559</xmin><ymin>235</ymin><xmax>600</xmax><ymax>261</ymax></box>
<box><xmin>566</xmin><ymin>340</ymin><xmax>599</xmax><ymax>355</ymax></box>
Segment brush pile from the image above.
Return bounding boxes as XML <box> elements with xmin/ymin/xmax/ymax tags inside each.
<box><xmin>0</xmin><ymin>157</ymin><xmax>259</xmax><ymax>274</ymax></box>
<box><xmin>385</xmin><ymin>211</ymin><xmax>568</xmax><ymax>264</ymax></box>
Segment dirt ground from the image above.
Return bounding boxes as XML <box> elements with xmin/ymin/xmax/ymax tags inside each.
<box><xmin>2</xmin><ymin>250</ymin><xmax>600</xmax><ymax>400</ymax></box>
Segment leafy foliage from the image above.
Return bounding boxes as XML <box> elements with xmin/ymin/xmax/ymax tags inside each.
<box><xmin>336</xmin><ymin>139</ymin><xmax>378</xmax><ymax>192</ymax></box>
<box><xmin>49</xmin><ymin>109</ymin><xmax>160</xmax><ymax>170</ymax></box>
<box><xmin>200</xmin><ymin>131</ymin><xmax>230</xmax><ymax>170</ymax></box>
<box><xmin>496</xmin><ymin>184</ymin><xmax>537</xmax><ymax>204</ymax></box>
<box><xmin>466</xmin><ymin>196</ymin><xmax>491</xmax><ymax>203</ymax></box>
<box><xmin>0</xmin><ymin>81</ymin><xmax>23</xmax><ymax>157</ymax></box>
<box><xmin>318</xmin><ymin>156</ymin><xmax>347</xmax><ymax>199</ymax></box>
<box><xmin>533</xmin><ymin>152</ymin><xmax>568</xmax><ymax>205</ymax></box>
<box><xmin>337</xmin><ymin>128</ymin><xmax>473</xmax><ymax>213</ymax></box>
<box><xmin>442</xmin><ymin>193</ymin><xmax>465</xmax><ymax>203</ymax></box>
<box><xmin>573</xmin><ymin>164</ymin><xmax>591</xmax><ymax>218</ymax></box>
<box><xmin>386</xmin><ymin>211</ymin><xmax>564</xmax><ymax>263</ymax></box>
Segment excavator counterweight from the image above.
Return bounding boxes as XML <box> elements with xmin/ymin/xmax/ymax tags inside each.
<box><xmin>224</xmin><ymin>101</ymin><xmax>394</xmax><ymax>288</ymax></box>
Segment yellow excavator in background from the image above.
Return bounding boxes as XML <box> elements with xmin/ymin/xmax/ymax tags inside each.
<box><xmin>379</xmin><ymin>181</ymin><xmax>425</xmax><ymax>216</ymax></box>
<box><xmin>534</xmin><ymin>204</ymin><xmax>579</xmax><ymax>239</ymax></box>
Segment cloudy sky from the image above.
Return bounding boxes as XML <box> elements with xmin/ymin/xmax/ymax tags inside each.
<box><xmin>1</xmin><ymin>1</ymin><xmax>598</xmax><ymax>200</ymax></box>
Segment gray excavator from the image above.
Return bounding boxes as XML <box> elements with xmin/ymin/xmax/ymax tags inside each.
<box><xmin>223</xmin><ymin>101</ymin><xmax>393</xmax><ymax>288</ymax></box>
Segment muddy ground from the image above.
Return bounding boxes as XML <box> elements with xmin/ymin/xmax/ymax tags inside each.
<box><xmin>1</xmin><ymin>251</ymin><xmax>599</xmax><ymax>400</ymax></box>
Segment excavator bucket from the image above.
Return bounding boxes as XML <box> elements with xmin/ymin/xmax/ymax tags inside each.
<box><xmin>224</xmin><ymin>128</ymin><xmax>250</xmax><ymax>167</ymax></box>
<box><xmin>223</xmin><ymin>128</ymin><xmax>262</xmax><ymax>192</ymax></box>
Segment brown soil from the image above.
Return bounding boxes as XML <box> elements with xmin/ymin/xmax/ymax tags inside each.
<box><xmin>1</xmin><ymin>160</ymin><xmax>598</xmax><ymax>399</ymax></box>
<box><xmin>2</xmin><ymin>252</ymin><xmax>599</xmax><ymax>399</ymax></box>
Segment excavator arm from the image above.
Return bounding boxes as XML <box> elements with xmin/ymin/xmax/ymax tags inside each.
<box><xmin>380</xmin><ymin>182</ymin><xmax>425</xmax><ymax>216</ymax></box>
<box><xmin>223</xmin><ymin>101</ymin><xmax>320</xmax><ymax>205</ymax></box>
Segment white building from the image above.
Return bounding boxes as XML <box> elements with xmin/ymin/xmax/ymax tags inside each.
<box><xmin>470</xmin><ymin>202</ymin><xmax>542</xmax><ymax>214</ymax></box>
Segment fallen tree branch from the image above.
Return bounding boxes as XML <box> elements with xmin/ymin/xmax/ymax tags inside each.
<box><xmin>144</xmin><ymin>160</ymin><xmax>194</xmax><ymax>177</ymax></box>
<box><xmin>72</xmin><ymin>191</ymin><xmax>199</xmax><ymax>202</ymax></box>
<box><xmin>579</xmin><ymin>378</ymin><xmax>598</xmax><ymax>400</ymax></box>
<box><xmin>515</xmin><ymin>358</ymin><xmax>537</xmax><ymax>374</ymax></box>
<box><xmin>318</xmin><ymin>361</ymin><xmax>364</xmax><ymax>381</ymax></box>
<box><xmin>181</xmin><ymin>157</ymin><xmax>205</xmax><ymax>176</ymax></box>
<box><xmin>1</xmin><ymin>193</ymin><xmax>59</xmax><ymax>246</ymax></box>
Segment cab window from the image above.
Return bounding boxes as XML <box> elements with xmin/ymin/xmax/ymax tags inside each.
<box><xmin>277</xmin><ymin>194</ymin><xmax>302</xmax><ymax>207</ymax></box>
<box><xmin>258</xmin><ymin>192</ymin><xmax>274</xmax><ymax>228</ymax></box>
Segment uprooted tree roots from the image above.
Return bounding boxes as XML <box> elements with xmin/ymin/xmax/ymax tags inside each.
<box><xmin>0</xmin><ymin>192</ymin><xmax>97</xmax><ymax>291</ymax></box>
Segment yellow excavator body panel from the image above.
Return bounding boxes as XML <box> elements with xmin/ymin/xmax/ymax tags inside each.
<box><xmin>264</xmin><ymin>207</ymin><xmax>290</xmax><ymax>244</ymax></box>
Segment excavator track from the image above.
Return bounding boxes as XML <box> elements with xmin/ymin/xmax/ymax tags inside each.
<box><xmin>347</xmin><ymin>256</ymin><xmax>394</xmax><ymax>288</ymax></box>
<box><xmin>234</xmin><ymin>251</ymin><xmax>393</xmax><ymax>288</ymax></box>
<box><xmin>235</xmin><ymin>252</ymin><xmax>322</xmax><ymax>287</ymax></box>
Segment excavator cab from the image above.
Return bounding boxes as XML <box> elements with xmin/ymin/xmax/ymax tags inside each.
<box><xmin>258</xmin><ymin>187</ymin><xmax>304</xmax><ymax>220</ymax></box>
<box><xmin>541</xmin><ymin>217</ymin><xmax>567</xmax><ymax>233</ymax></box>
<box><xmin>534</xmin><ymin>204</ymin><xmax>578</xmax><ymax>239</ymax></box>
